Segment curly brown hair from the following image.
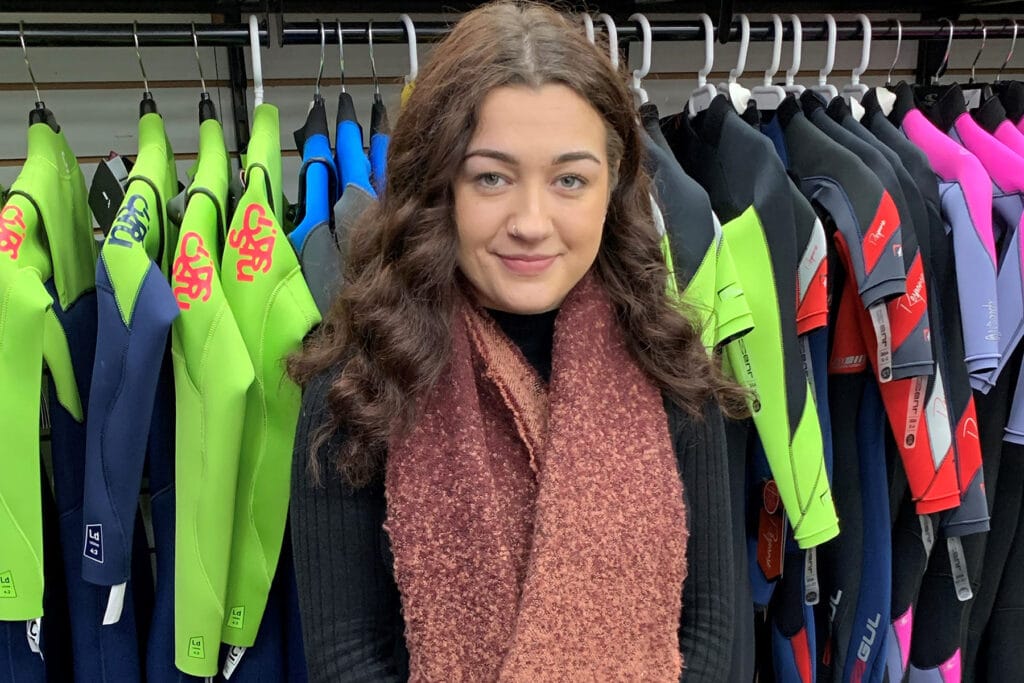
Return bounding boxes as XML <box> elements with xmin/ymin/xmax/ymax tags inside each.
<box><xmin>290</xmin><ymin>0</ymin><xmax>747</xmax><ymax>488</ymax></box>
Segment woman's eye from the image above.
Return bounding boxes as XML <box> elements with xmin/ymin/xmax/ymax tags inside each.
<box><xmin>476</xmin><ymin>173</ymin><xmax>506</xmax><ymax>188</ymax></box>
<box><xmin>557</xmin><ymin>175</ymin><xmax>586</xmax><ymax>190</ymax></box>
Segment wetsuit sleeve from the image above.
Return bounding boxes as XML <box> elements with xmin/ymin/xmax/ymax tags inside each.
<box><xmin>290</xmin><ymin>371</ymin><xmax>408</xmax><ymax>683</ymax></box>
<box><xmin>900</xmin><ymin>111</ymin><xmax>1001</xmax><ymax>384</ymax></box>
<box><xmin>0</xmin><ymin>264</ymin><xmax>52</xmax><ymax>621</ymax></box>
<box><xmin>670</xmin><ymin>398</ymin><xmax>736</xmax><ymax>682</ymax></box>
<box><xmin>82</xmin><ymin>183</ymin><xmax>180</xmax><ymax>594</ymax></box>
<box><xmin>169</xmin><ymin>193</ymin><xmax>256</xmax><ymax>677</ymax></box>
<box><xmin>722</xmin><ymin>207</ymin><xmax>838</xmax><ymax>548</ymax></box>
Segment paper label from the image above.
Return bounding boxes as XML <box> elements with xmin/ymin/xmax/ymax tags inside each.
<box><xmin>920</xmin><ymin>515</ymin><xmax>935</xmax><ymax>557</ymax></box>
<box><xmin>26</xmin><ymin>618</ymin><xmax>42</xmax><ymax>658</ymax></box>
<box><xmin>102</xmin><ymin>583</ymin><xmax>126</xmax><ymax>625</ymax></box>
<box><xmin>869</xmin><ymin>303</ymin><xmax>893</xmax><ymax>382</ymax></box>
<box><xmin>223</xmin><ymin>645</ymin><xmax>246</xmax><ymax>679</ymax></box>
<box><xmin>947</xmin><ymin>537</ymin><xmax>973</xmax><ymax>601</ymax></box>
<box><xmin>804</xmin><ymin>547</ymin><xmax>820</xmax><ymax>605</ymax></box>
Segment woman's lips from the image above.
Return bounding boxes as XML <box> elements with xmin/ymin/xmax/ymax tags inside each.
<box><xmin>498</xmin><ymin>254</ymin><xmax>558</xmax><ymax>275</ymax></box>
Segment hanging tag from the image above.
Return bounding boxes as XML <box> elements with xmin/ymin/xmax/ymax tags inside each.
<box><xmin>903</xmin><ymin>377</ymin><xmax>926</xmax><ymax>449</ymax></box>
<box><xmin>947</xmin><ymin>537</ymin><xmax>973</xmax><ymax>601</ymax></box>
<box><xmin>223</xmin><ymin>645</ymin><xmax>246</xmax><ymax>679</ymax></box>
<box><xmin>919</xmin><ymin>515</ymin><xmax>935</xmax><ymax>557</ymax></box>
<box><xmin>804</xmin><ymin>547</ymin><xmax>820</xmax><ymax>605</ymax></box>
<box><xmin>26</xmin><ymin>618</ymin><xmax>43</xmax><ymax>658</ymax></box>
<box><xmin>800</xmin><ymin>336</ymin><xmax>816</xmax><ymax>390</ymax></box>
<box><xmin>89</xmin><ymin>155</ymin><xmax>131</xmax><ymax>235</ymax></box>
<box><xmin>102</xmin><ymin>583</ymin><xmax>126</xmax><ymax>625</ymax></box>
<box><xmin>757</xmin><ymin>480</ymin><xmax>786</xmax><ymax>581</ymax></box>
<box><xmin>869</xmin><ymin>304</ymin><xmax>894</xmax><ymax>382</ymax></box>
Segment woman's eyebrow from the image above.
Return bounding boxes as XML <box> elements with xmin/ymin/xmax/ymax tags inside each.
<box><xmin>463</xmin><ymin>149</ymin><xmax>602</xmax><ymax>166</ymax></box>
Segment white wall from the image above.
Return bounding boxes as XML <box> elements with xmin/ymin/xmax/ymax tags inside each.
<box><xmin>1</xmin><ymin>9</ymin><xmax>1022</xmax><ymax>206</ymax></box>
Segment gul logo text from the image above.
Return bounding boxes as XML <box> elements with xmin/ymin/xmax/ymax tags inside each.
<box><xmin>108</xmin><ymin>194</ymin><xmax>151</xmax><ymax>248</ymax></box>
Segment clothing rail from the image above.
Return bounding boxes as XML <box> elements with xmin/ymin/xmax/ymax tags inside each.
<box><xmin>280</xmin><ymin>18</ymin><xmax>1022</xmax><ymax>46</ymax></box>
<box><xmin>0</xmin><ymin>18</ymin><xmax>1021</xmax><ymax>48</ymax></box>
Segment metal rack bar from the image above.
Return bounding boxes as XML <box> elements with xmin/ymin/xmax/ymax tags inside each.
<box><xmin>0</xmin><ymin>23</ymin><xmax>268</xmax><ymax>47</ymax></box>
<box><xmin>0</xmin><ymin>17</ymin><xmax>1019</xmax><ymax>48</ymax></box>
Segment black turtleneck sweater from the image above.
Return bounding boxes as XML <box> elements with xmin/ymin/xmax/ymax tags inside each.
<box><xmin>289</xmin><ymin>311</ymin><xmax>736</xmax><ymax>682</ymax></box>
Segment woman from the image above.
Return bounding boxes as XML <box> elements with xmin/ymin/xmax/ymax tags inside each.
<box><xmin>289</xmin><ymin>2</ymin><xmax>746</xmax><ymax>680</ymax></box>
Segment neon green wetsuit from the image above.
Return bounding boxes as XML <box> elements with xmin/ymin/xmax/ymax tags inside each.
<box><xmin>169</xmin><ymin>117</ymin><xmax>255</xmax><ymax>676</ymax></box>
<box><xmin>0</xmin><ymin>120</ymin><xmax>94</xmax><ymax>621</ymax></box>
<box><xmin>221</xmin><ymin>103</ymin><xmax>321</xmax><ymax>647</ymax></box>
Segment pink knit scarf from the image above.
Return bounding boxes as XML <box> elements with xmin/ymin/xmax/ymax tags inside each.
<box><xmin>385</xmin><ymin>272</ymin><xmax>688</xmax><ymax>681</ymax></box>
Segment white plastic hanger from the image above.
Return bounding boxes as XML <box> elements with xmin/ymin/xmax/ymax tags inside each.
<box><xmin>628</xmin><ymin>13</ymin><xmax>652</xmax><ymax>105</ymax></box>
<box><xmin>784</xmin><ymin>15</ymin><xmax>805</xmax><ymax>95</ymax></box>
<box><xmin>596</xmin><ymin>14</ymin><xmax>620</xmax><ymax>70</ymax></box>
<box><xmin>248</xmin><ymin>15</ymin><xmax>264</xmax><ymax>107</ymax></box>
<box><xmin>399</xmin><ymin>14</ymin><xmax>418</xmax><ymax>86</ymax></box>
<box><xmin>582</xmin><ymin>14</ymin><xmax>595</xmax><ymax>44</ymax></box>
<box><xmin>687</xmin><ymin>14</ymin><xmax>719</xmax><ymax>116</ymax></box>
<box><xmin>809</xmin><ymin>15</ymin><xmax>839</xmax><ymax>102</ymax></box>
<box><xmin>718</xmin><ymin>15</ymin><xmax>751</xmax><ymax>114</ymax></box>
<box><xmin>842</xmin><ymin>15</ymin><xmax>872</xmax><ymax>103</ymax></box>
<box><xmin>752</xmin><ymin>14</ymin><xmax>788</xmax><ymax>110</ymax></box>
<box><xmin>875</xmin><ymin>18</ymin><xmax>902</xmax><ymax>117</ymax></box>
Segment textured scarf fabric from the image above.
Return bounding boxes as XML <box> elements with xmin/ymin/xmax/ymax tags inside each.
<box><xmin>385</xmin><ymin>272</ymin><xmax>689</xmax><ymax>681</ymax></box>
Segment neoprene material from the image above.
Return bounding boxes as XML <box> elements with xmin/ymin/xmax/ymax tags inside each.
<box><xmin>640</xmin><ymin>106</ymin><xmax>753</xmax><ymax>351</ymax></box>
<box><xmin>662</xmin><ymin>96</ymin><xmax>838</xmax><ymax>548</ymax></box>
<box><xmin>289</xmin><ymin>96</ymin><xmax>338</xmax><ymax>250</ymax></box>
<box><xmin>890</xmin><ymin>83</ymin><xmax>1001</xmax><ymax>390</ymax></box>
<box><xmin>169</xmin><ymin>117</ymin><xmax>255</xmax><ymax>676</ymax></box>
<box><xmin>221</xmin><ymin>103</ymin><xmax>321</xmax><ymax>649</ymax></box>
<box><xmin>335</xmin><ymin>92</ymin><xmax>375</xmax><ymax>199</ymax></box>
<box><xmin>369</xmin><ymin>99</ymin><xmax>390</xmax><ymax>195</ymax></box>
<box><xmin>82</xmin><ymin>110</ymin><xmax>179</xmax><ymax>594</ymax></box>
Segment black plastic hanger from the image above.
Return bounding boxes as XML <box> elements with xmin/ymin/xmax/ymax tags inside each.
<box><xmin>913</xmin><ymin>18</ymin><xmax>955</xmax><ymax>107</ymax></box>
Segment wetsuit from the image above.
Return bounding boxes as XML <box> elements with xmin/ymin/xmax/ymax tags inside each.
<box><xmin>220</xmin><ymin>103</ymin><xmax>321</xmax><ymax>677</ymax></box>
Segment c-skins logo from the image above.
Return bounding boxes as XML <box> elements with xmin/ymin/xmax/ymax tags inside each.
<box><xmin>0</xmin><ymin>205</ymin><xmax>27</xmax><ymax>261</ymax></box>
<box><xmin>228</xmin><ymin>204</ymin><xmax>276</xmax><ymax>282</ymax></box>
<box><xmin>84</xmin><ymin>524</ymin><xmax>104</xmax><ymax>563</ymax></box>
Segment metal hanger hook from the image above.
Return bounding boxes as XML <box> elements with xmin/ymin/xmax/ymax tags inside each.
<box><xmin>997</xmin><ymin>18</ymin><xmax>1018</xmax><ymax>81</ymax></box>
<box><xmin>315</xmin><ymin>20</ymin><xmax>325</xmax><ymax>97</ymax></box>
<box><xmin>886</xmin><ymin>19</ymin><xmax>903</xmax><ymax>85</ymax></box>
<box><xmin>191</xmin><ymin>23</ymin><xmax>207</xmax><ymax>94</ymax></box>
<box><xmin>367</xmin><ymin>20</ymin><xmax>380</xmax><ymax>97</ymax></box>
<box><xmin>933</xmin><ymin>18</ymin><xmax>955</xmax><ymax>84</ymax></box>
<box><xmin>336</xmin><ymin>19</ymin><xmax>346</xmax><ymax>92</ymax></box>
<box><xmin>133</xmin><ymin>22</ymin><xmax>150</xmax><ymax>94</ymax></box>
<box><xmin>969</xmin><ymin>18</ymin><xmax>988</xmax><ymax>83</ymax></box>
<box><xmin>18</xmin><ymin>22</ymin><xmax>41</xmax><ymax>104</ymax></box>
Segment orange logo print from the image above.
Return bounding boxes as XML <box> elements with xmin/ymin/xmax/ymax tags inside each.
<box><xmin>172</xmin><ymin>232</ymin><xmax>214</xmax><ymax>310</ymax></box>
<box><xmin>0</xmin><ymin>205</ymin><xmax>27</xmax><ymax>261</ymax></box>
<box><xmin>228</xmin><ymin>204</ymin><xmax>276</xmax><ymax>282</ymax></box>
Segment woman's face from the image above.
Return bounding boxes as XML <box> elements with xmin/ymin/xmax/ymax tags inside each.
<box><xmin>453</xmin><ymin>83</ymin><xmax>613</xmax><ymax>314</ymax></box>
